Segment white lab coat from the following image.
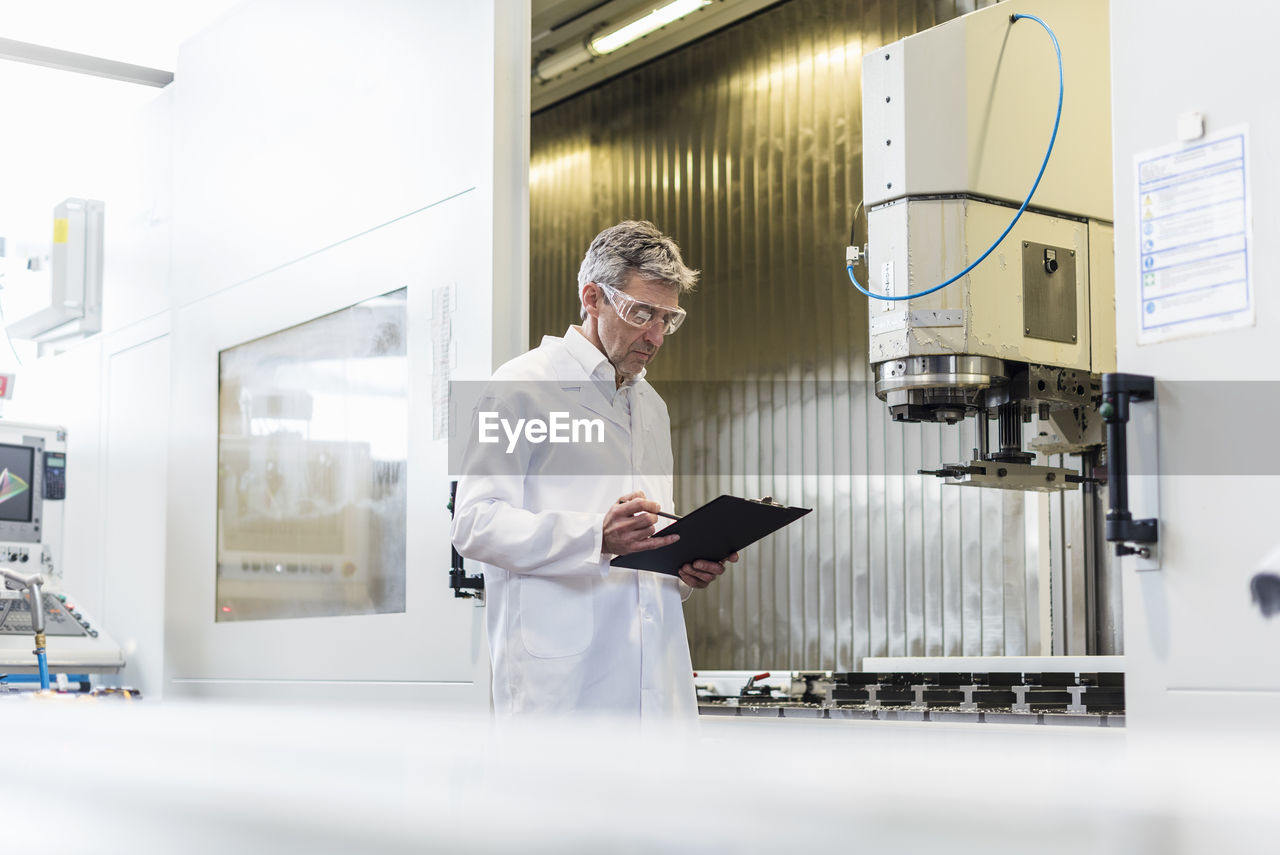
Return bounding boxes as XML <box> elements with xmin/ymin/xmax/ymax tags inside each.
<box><xmin>450</xmin><ymin>327</ymin><xmax>697</xmax><ymax>721</ymax></box>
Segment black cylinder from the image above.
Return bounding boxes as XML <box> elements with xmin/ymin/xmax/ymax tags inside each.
<box><xmin>998</xmin><ymin>402</ymin><xmax>1020</xmax><ymax>454</ymax></box>
<box><xmin>1100</xmin><ymin>373</ymin><xmax>1156</xmax><ymax>546</ymax></box>
<box><xmin>1103</xmin><ymin>394</ymin><xmax>1132</xmax><ymax>534</ymax></box>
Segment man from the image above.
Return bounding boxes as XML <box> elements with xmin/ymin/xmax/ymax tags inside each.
<box><xmin>451</xmin><ymin>220</ymin><xmax>734</xmax><ymax>720</ymax></box>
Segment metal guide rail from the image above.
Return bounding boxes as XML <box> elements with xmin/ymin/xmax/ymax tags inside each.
<box><xmin>697</xmin><ymin>670</ymin><xmax>1125</xmax><ymax>727</ymax></box>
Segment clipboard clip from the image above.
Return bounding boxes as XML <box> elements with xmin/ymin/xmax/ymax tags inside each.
<box><xmin>753</xmin><ymin>496</ymin><xmax>785</xmax><ymax>508</ymax></box>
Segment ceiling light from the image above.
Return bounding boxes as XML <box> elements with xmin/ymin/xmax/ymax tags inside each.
<box><xmin>533</xmin><ymin>43</ymin><xmax>595</xmax><ymax>83</ymax></box>
<box><xmin>590</xmin><ymin>0</ymin><xmax>712</xmax><ymax>56</ymax></box>
<box><xmin>532</xmin><ymin>0</ymin><xmax>713</xmax><ymax>85</ymax></box>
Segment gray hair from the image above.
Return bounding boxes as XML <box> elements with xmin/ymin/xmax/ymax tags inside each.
<box><xmin>577</xmin><ymin>221</ymin><xmax>698</xmax><ymax>317</ymax></box>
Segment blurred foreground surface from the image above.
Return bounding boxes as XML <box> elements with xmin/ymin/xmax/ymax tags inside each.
<box><xmin>2</xmin><ymin>697</ymin><xmax>1277</xmax><ymax>853</ymax></box>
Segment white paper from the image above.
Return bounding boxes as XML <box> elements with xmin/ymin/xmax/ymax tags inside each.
<box><xmin>431</xmin><ymin>283</ymin><xmax>455</xmax><ymax>440</ymax></box>
<box><xmin>1135</xmin><ymin>126</ymin><xmax>1254</xmax><ymax>344</ymax></box>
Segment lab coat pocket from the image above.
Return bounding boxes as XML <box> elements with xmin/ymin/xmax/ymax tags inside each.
<box><xmin>517</xmin><ymin>574</ymin><xmax>595</xmax><ymax>659</ymax></box>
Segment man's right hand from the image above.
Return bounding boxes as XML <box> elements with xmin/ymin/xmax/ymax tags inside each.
<box><xmin>602</xmin><ymin>490</ymin><xmax>679</xmax><ymax>556</ymax></box>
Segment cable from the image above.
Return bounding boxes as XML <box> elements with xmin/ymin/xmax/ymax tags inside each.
<box><xmin>847</xmin><ymin>198</ymin><xmax>864</xmax><ymax>246</ymax></box>
<box><xmin>847</xmin><ymin>13</ymin><xmax>1063</xmax><ymax>302</ymax></box>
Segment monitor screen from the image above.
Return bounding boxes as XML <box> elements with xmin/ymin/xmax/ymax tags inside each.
<box><xmin>0</xmin><ymin>443</ymin><xmax>35</xmax><ymax>524</ymax></box>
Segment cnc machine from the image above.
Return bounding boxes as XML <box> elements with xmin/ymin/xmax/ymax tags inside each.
<box><xmin>855</xmin><ymin>0</ymin><xmax>1115</xmax><ymax>493</ymax></box>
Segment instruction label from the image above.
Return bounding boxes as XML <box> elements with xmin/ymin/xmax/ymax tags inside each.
<box><xmin>1135</xmin><ymin>126</ymin><xmax>1253</xmax><ymax>343</ymax></box>
<box><xmin>431</xmin><ymin>283</ymin><xmax>457</xmax><ymax>441</ymax></box>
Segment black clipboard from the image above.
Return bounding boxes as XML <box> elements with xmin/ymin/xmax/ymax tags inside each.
<box><xmin>610</xmin><ymin>495</ymin><xmax>811</xmax><ymax>575</ymax></box>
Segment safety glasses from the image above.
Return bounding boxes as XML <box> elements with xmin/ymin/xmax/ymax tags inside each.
<box><xmin>598</xmin><ymin>283</ymin><xmax>687</xmax><ymax>335</ymax></box>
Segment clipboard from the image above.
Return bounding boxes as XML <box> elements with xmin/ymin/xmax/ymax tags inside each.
<box><xmin>610</xmin><ymin>495</ymin><xmax>812</xmax><ymax>575</ymax></box>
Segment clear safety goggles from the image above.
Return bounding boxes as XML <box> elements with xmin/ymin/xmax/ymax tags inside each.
<box><xmin>598</xmin><ymin>283</ymin><xmax>687</xmax><ymax>335</ymax></box>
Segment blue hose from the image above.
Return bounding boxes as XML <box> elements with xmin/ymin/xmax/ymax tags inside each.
<box><xmin>848</xmin><ymin>13</ymin><xmax>1064</xmax><ymax>302</ymax></box>
<box><xmin>37</xmin><ymin>648</ymin><xmax>49</xmax><ymax>690</ymax></box>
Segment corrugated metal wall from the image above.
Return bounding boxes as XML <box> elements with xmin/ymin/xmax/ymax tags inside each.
<box><xmin>529</xmin><ymin>0</ymin><xmax>1046</xmax><ymax>671</ymax></box>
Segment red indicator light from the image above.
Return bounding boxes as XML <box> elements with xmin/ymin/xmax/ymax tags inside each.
<box><xmin>221</xmin><ymin>606</ymin><xmax>232</xmax><ymax>613</ymax></box>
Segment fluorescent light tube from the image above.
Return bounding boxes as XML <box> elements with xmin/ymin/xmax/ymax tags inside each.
<box><xmin>534</xmin><ymin>43</ymin><xmax>595</xmax><ymax>82</ymax></box>
<box><xmin>589</xmin><ymin>0</ymin><xmax>712</xmax><ymax>56</ymax></box>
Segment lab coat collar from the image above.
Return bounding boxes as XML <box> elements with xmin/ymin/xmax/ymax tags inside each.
<box><xmin>548</xmin><ymin>326</ymin><xmax>645</xmax><ymax>431</ymax></box>
<box><xmin>562</xmin><ymin>325</ymin><xmax>647</xmax><ymax>389</ymax></box>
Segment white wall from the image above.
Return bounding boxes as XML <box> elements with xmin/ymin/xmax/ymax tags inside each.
<box><xmin>1</xmin><ymin>84</ymin><xmax>173</xmax><ymax>694</ymax></box>
<box><xmin>1111</xmin><ymin>1</ymin><xmax>1280</xmax><ymax>729</ymax></box>
<box><xmin>162</xmin><ymin>0</ymin><xmax>528</xmax><ymax>705</ymax></box>
<box><xmin>6</xmin><ymin>0</ymin><xmax>528</xmax><ymax>704</ymax></box>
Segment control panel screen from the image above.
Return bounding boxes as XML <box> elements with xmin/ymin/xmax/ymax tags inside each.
<box><xmin>0</xmin><ymin>443</ymin><xmax>35</xmax><ymax>523</ymax></box>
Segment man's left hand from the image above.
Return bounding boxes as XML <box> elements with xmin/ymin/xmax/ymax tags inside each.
<box><xmin>678</xmin><ymin>552</ymin><xmax>739</xmax><ymax>589</ymax></box>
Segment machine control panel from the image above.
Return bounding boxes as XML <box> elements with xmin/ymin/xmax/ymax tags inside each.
<box><xmin>0</xmin><ymin>575</ymin><xmax>121</xmax><ymax>673</ymax></box>
<box><xmin>43</xmin><ymin>451</ymin><xmax>66</xmax><ymax>500</ymax></box>
<box><xmin>0</xmin><ymin>592</ymin><xmax>95</xmax><ymax>637</ymax></box>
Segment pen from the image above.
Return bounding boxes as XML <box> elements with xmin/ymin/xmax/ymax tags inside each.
<box><xmin>618</xmin><ymin>495</ymin><xmax>681</xmax><ymax>521</ymax></box>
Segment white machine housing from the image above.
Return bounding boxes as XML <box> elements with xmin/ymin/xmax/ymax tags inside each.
<box><xmin>865</xmin><ymin>202</ymin><xmax>1115</xmax><ymax>374</ymax></box>
<box><xmin>7</xmin><ymin>199</ymin><xmax>105</xmax><ymax>347</ymax></box>
<box><xmin>861</xmin><ymin>0</ymin><xmax>1116</xmax><ymax>421</ymax></box>
<box><xmin>861</xmin><ymin>0</ymin><xmax>1111</xmax><ymax>218</ymax></box>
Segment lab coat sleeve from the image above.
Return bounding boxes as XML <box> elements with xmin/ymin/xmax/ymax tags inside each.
<box><xmin>450</xmin><ymin>392</ymin><xmax>611</xmax><ymax>578</ymax></box>
<box><xmin>451</xmin><ymin>479</ymin><xmax>610</xmax><ymax>578</ymax></box>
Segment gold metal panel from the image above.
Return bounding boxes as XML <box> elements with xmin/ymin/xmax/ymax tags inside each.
<box><xmin>530</xmin><ymin>0</ymin><xmax>1033</xmax><ymax>671</ymax></box>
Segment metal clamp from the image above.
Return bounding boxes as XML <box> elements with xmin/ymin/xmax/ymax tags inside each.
<box><xmin>1100</xmin><ymin>373</ymin><xmax>1158</xmax><ymax>558</ymax></box>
